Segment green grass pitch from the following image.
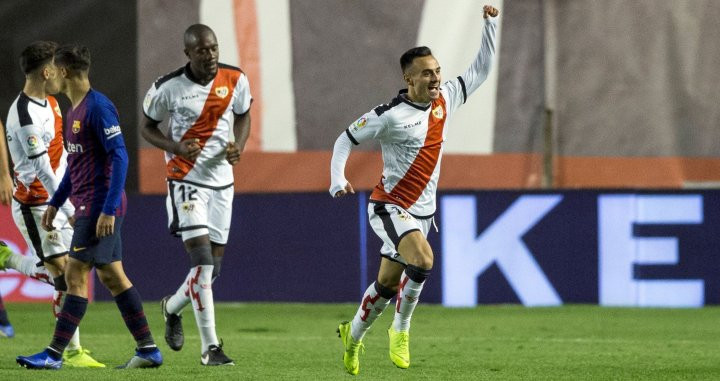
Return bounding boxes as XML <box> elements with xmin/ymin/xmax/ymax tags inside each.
<box><xmin>0</xmin><ymin>302</ymin><xmax>719</xmax><ymax>380</ymax></box>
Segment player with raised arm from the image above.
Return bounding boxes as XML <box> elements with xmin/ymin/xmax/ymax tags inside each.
<box><xmin>141</xmin><ymin>24</ymin><xmax>251</xmax><ymax>366</ymax></box>
<box><xmin>0</xmin><ymin>41</ymin><xmax>103</xmax><ymax>367</ymax></box>
<box><xmin>330</xmin><ymin>5</ymin><xmax>499</xmax><ymax>375</ymax></box>
<box><xmin>16</xmin><ymin>44</ymin><xmax>162</xmax><ymax>370</ymax></box>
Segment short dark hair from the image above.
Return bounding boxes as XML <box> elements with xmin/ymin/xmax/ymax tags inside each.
<box><xmin>184</xmin><ymin>24</ymin><xmax>216</xmax><ymax>48</ymax></box>
<box><xmin>54</xmin><ymin>44</ymin><xmax>91</xmax><ymax>73</ymax></box>
<box><xmin>20</xmin><ymin>41</ymin><xmax>58</xmax><ymax>75</ymax></box>
<box><xmin>400</xmin><ymin>46</ymin><xmax>433</xmax><ymax>73</ymax></box>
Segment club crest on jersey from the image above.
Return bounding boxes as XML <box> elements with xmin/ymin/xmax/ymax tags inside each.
<box><xmin>432</xmin><ymin>105</ymin><xmax>444</xmax><ymax>119</ymax></box>
<box><xmin>72</xmin><ymin>120</ymin><xmax>81</xmax><ymax>134</ymax></box>
<box><xmin>53</xmin><ymin>105</ymin><xmax>61</xmax><ymax>117</ymax></box>
<box><xmin>215</xmin><ymin>86</ymin><xmax>229</xmax><ymax>99</ymax></box>
<box><xmin>27</xmin><ymin>135</ymin><xmax>40</xmax><ymax>149</ymax></box>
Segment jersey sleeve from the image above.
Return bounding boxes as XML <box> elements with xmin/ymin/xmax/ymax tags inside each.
<box><xmin>143</xmin><ymin>82</ymin><xmax>168</xmax><ymax>122</ymax></box>
<box><xmin>92</xmin><ymin>101</ymin><xmax>127</xmax><ymax>152</ymax></box>
<box><xmin>232</xmin><ymin>73</ymin><xmax>253</xmax><ymax>115</ymax></box>
<box><xmin>329</xmin><ymin>132</ymin><xmax>354</xmax><ymax>196</ymax></box>
<box><xmin>344</xmin><ymin>110</ymin><xmax>386</xmax><ymax>145</ymax></box>
<box><xmin>444</xmin><ymin>17</ymin><xmax>497</xmax><ymax>115</ymax></box>
<box><xmin>49</xmin><ymin>169</ymin><xmax>72</xmax><ymax>209</ymax></box>
<box><xmin>90</xmin><ymin>98</ymin><xmax>128</xmax><ymax>215</ymax></box>
<box><xmin>442</xmin><ymin>78</ymin><xmax>467</xmax><ymax>117</ymax></box>
<box><xmin>14</xmin><ymin>124</ymin><xmax>47</xmax><ymax>158</ymax></box>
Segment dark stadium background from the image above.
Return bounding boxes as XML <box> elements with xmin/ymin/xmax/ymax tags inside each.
<box><xmin>1</xmin><ymin>0</ymin><xmax>720</xmax><ymax>307</ymax></box>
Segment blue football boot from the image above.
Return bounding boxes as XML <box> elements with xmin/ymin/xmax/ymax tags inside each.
<box><xmin>116</xmin><ymin>347</ymin><xmax>163</xmax><ymax>369</ymax></box>
<box><xmin>17</xmin><ymin>349</ymin><xmax>63</xmax><ymax>370</ymax></box>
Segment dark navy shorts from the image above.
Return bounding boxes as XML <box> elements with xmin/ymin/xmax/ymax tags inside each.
<box><xmin>69</xmin><ymin>216</ymin><xmax>124</xmax><ymax>266</ymax></box>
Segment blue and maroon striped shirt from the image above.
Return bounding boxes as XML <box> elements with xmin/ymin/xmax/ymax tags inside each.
<box><xmin>50</xmin><ymin>89</ymin><xmax>128</xmax><ymax>217</ymax></box>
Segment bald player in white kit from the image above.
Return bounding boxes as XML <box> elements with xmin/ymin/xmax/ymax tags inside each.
<box><xmin>330</xmin><ymin>5</ymin><xmax>500</xmax><ymax>376</ymax></box>
<box><xmin>141</xmin><ymin>24</ymin><xmax>251</xmax><ymax>366</ymax></box>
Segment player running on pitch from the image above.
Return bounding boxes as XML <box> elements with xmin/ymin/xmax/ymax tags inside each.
<box><xmin>330</xmin><ymin>5</ymin><xmax>499</xmax><ymax>375</ymax></box>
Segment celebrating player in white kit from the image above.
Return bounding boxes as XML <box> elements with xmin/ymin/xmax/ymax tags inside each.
<box><xmin>330</xmin><ymin>5</ymin><xmax>500</xmax><ymax>376</ymax></box>
<box><xmin>141</xmin><ymin>24</ymin><xmax>252</xmax><ymax>366</ymax></box>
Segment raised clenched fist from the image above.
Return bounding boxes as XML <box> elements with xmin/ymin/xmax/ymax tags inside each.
<box><xmin>483</xmin><ymin>5</ymin><xmax>500</xmax><ymax>19</ymax></box>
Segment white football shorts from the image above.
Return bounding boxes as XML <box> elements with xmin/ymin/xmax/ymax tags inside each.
<box><xmin>166</xmin><ymin>180</ymin><xmax>233</xmax><ymax>244</ymax></box>
<box><xmin>11</xmin><ymin>200</ymin><xmax>73</xmax><ymax>261</ymax></box>
<box><xmin>368</xmin><ymin>202</ymin><xmax>434</xmax><ymax>266</ymax></box>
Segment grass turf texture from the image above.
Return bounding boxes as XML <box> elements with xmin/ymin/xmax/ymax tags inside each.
<box><xmin>0</xmin><ymin>303</ymin><xmax>718</xmax><ymax>380</ymax></box>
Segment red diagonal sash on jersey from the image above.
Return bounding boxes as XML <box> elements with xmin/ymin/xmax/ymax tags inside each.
<box><xmin>14</xmin><ymin>96</ymin><xmax>65</xmax><ymax>204</ymax></box>
<box><xmin>371</xmin><ymin>96</ymin><xmax>447</xmax><ymax>210</ymax></box>
<box><xmin>167</xmin><ymin>68</ymin><xmax>240</xmax><ymax>179</ymax></box>
<box><xmin>47</xmin><ymin>96</ymin><xmax>64</xmax><ymax>172</ymax></box>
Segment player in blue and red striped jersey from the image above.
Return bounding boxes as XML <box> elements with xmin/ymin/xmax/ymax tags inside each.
<box><xmin>16</xmin><ymin>44</ymin><xmax>162</xmax><ymax>370</ymax></box>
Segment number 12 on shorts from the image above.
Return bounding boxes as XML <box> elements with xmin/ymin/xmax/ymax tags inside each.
<box><xmin>177</xmin><ymin>184</ymin><xmax>197</xmax><ymax>202</ymax></box>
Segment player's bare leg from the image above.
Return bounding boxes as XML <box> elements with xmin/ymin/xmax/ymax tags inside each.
<box><xmin>95</xmin><ymin>261</ymin><xmax>133</xmax><ymax>296</ymax></box>
<box><xmin>388</xmin><ymin>231</ymin><xmax>434</xmax><ymax>369</ymax></box>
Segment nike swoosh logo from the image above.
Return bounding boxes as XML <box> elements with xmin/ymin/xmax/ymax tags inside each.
<box><xmin>201</xmin><ymin>354</ymin><xmax>209</xmax><ymax>364</ymax></box>
<box><xmin>72</xmin><ymin>246</ymin><xmax>87</xmax><ymax>252</ymax></box>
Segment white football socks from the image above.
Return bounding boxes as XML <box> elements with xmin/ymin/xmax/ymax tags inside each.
<box><xmin>7</xmin><ymin>252</ymin><xmax>52</xmax><ymax>285</ymax></box>
<box><xmin>187</xmin><ymin>265</ymin><xmax>219</xmax><ymax>352</ymax></box>
<box><xmin>165</xmin><ymin>272</ymin><xmax>192</xmax><ymax>315</ymax></box>
<box><xmin>392</xmin><ymin>273</ymin><xmax>426</xmax><ymax>332</ymax></box>
<box><xmin>350</xmin><ymin>282</ymin><xmax>392</xmax><ymax>341</ymax></box>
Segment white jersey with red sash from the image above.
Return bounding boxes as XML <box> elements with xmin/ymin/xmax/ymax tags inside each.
<box><xmin>6</xmin><ymin>93</ymin><xmax>67</xmax><ymax>205</ymax></box>
<box><xmin>143</xmin><ymin>63</ymin><xmax>252</xmax><ymax>188</ymax></box>
<box><xmin>345</xmin><ymin>88</ymin><xmax>458</xmax><ymax>217</ymax></box>
<box><xmin>336</xmin><ymin>17</ymin><xmax>497</xmax><ymax>217</ymax></box>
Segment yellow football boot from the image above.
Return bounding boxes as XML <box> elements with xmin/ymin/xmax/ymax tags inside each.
<box><xmin>337</xmin><ymin>321</ymin><xmax>364</xmax><ymax>375</ymax></box>
<box><xmin>0</xmin><ymin>241</ymin><xmax>14</xmax><ymax>270</ymax></box>
<box><xmin>63</xmin><ymin>347</ymin><xmax>106</xmax><ymax>368</ymax></box>
<box><xmin>388</xmin><ymin>327</ymin><xmax>410</xmax><ymax>369</ymax></box>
